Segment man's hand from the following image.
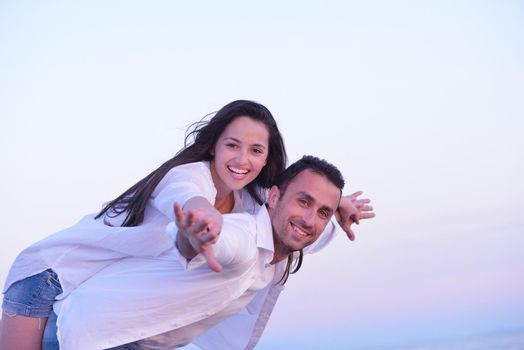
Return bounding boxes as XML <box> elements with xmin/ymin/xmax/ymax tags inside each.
<box><xmin>335</xmin><ymin>191</ymin><xmax>375</xmax><ymax>241</ymax></box>
<box><xmin>174</xmin><ymin>203</ymin><xmax>222</xmax><ymax>272</ymax></box>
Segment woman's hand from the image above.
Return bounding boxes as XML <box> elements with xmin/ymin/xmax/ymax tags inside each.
<box><xmin>335</xmin><ymin>191</ymin><xmax>375</xmax><ymax>241</ymax></box>
<box><xmin>174</xmin><ymin>203</ymin><xmax>223</xmax><ymax>272</ymax></box>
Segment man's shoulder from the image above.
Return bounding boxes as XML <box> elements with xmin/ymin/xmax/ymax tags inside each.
<box><xmin>212</xmin><ymin>212</ymin><xmax>259</xmax><ymax>266</ymax></box>
<box><xmin>222</xmin><ymin>212</ymin><xmax>257</xmax><ymax>235</ymax></box>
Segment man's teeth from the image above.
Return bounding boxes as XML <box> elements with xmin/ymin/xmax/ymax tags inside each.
<box><xmin>228</xmin><ymin>166</ymin><xmax>249</xmax><ymax>175</ymax></box>
<box><xmin>292</xmin><ymin>225</ymin><xmax>308</xmax><ymax>236</ymax></box>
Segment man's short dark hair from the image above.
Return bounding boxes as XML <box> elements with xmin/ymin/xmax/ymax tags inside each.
<box><xmin>274</xmin><ymin>155</ymin><xmax>345</xmax><ymax>195</ymax></box>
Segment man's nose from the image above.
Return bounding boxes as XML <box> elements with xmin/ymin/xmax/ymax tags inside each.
<box><xmin>302</xmin><ymin>209</ymin><xmax>316</xmax><ymax>228</ymax></box>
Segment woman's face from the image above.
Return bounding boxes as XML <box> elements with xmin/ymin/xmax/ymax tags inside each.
<box><xmin>210</xmin><ymin>116</ymin><xmax>269</xmax><ymax>197</ymax></box>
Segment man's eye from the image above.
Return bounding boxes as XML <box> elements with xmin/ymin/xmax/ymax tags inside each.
<box><xmin>319</xmin><ymin>210</ymin><xmax>329</xmax><ymax>219</ymax></box>
<box><xmin>298</xmin><ymin>199</ymin><xmax>308</xmax><ymax>207</ymax></box>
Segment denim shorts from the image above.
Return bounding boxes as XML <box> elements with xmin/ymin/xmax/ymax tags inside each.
<box><xmin>2</xmin><ymin>269</ymin><xmax>63</xmax><ymax>318</ymax></box>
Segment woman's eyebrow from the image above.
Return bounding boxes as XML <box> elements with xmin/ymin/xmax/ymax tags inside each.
<box><xmin>223</xmin><ymin>136</ymin><xmax>267</xmax><ymax>149</ymax></box>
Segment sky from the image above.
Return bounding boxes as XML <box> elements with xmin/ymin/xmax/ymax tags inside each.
<box><xmin>1</xmin><ymin>1</ymin><xmax>523</xmax><ymax>349</ymax></box>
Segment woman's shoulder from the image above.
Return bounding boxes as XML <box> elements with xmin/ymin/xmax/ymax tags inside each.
<box><xmin>232</xmin><ymin>187</ymin><xmax>268</xmax><ymax>214</ymax></box>
<box><xmin>152</xmin><ymin>161</ymin><xmax>216</xmax><ymax>201</ymax></box>
<box><xmin>172</xmin><ymin>161</ymin><xmax>211</xmax><ymax>173</ymax></box>
<box><xmin>160</xmin><ymin>161</ymin><xmax>212</xmax><ymax>184</ymax></box>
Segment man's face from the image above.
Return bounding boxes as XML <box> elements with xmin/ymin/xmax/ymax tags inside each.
<box><xmin>268</xmin><ymin>169</ymin><xmax>341</xmax><ymax>258</ymax></box>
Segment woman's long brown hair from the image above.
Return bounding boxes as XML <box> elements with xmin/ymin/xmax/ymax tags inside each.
<box><xmin>95</xmin><ymin>100</ymin><xmax>287</xmax><ymax>227</ymax></box>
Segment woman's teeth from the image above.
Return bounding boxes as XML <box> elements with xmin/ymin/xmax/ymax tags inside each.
<box><xmin>228</xmin><ymin>166</ymin><xmax>249</xmax><ymax>175</ymax></box>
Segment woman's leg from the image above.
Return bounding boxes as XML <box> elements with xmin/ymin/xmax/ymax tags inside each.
<box><xmin>0</xmin><ymin>270</ymin><xmax>62</xmax><ymax>350</ymax></box>
<box><xmin>42</xmin><ymin>311</ymin><xmax>59</xmax><ymax>350</ymax></box>
<box><xmin>0</xmin><ymin>312</ymin><xmax>48</xmax><ymax>350</ymax></box>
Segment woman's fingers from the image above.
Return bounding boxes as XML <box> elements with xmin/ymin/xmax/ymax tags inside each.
<box><xmin>201</xmin><ymin>246</ymin><xmax>222</xmax><ymax>272</ymax></box>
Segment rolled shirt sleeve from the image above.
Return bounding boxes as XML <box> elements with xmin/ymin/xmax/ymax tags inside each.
<box><xmin>152</xmin><ymin>162</ymin><xmax>217</xmax><ymax>220</ymax></box>
<box><xmin>168</xmin><ymin>213</ymin><xmax>257</xmax><ymax>271</ymax></box>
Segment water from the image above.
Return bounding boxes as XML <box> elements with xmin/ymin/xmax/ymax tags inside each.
<box><xmin>384</xmin><ymin>330</ymin><xmax>524</xmax><ymax>350</ymax></box>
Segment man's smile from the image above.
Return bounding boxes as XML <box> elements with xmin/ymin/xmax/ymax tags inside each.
<box><xmin>290</xmin><ymin>222</ymin><xmax>312</xmax><ymax>237</ymax></box>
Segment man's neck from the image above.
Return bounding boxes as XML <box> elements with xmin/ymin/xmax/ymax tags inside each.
<box><xmin>266</xmin><ymin>204</ymin><xmax>291</xmax><ymax>265</ymax></box>
<box><xmin>270</xmin><ymin>247</ymin><xmax>292</xmax><ymax>265</ymax></box>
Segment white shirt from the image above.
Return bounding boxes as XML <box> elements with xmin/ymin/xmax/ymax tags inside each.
<box><xmin>3</xmin><ymin>162</ymin><xmax>243</xmax><ymax>298</ymax></box>
<box><xmin>3</xmin><ymin>161</ymin><xmax>339</xmax><ymax>349</ymax></box>
<box><xmin>56</xmin><ymin>206</ymin><xmax>279</xmax><ymax>350</ymax></box>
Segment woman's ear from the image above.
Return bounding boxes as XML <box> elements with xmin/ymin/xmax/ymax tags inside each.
<box><xmin>267</xmin><ymin>185</ymin><xmax>280</xmax><ymax>209</ymax></box>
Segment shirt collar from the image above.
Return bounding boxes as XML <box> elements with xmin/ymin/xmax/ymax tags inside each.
<box><xmin>254</xmin><ymin>204</ymin><xmax>275</xmax><ymax>259</ymax></box>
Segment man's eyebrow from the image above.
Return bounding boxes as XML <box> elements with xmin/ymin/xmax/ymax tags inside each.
<box><xmin>223</xmin><ymin>136</ymin><xmax>267</xmax><ymax>149</ymax></box>
<box><xmin>297</xmin><ymin>192</ymin><xmax>314</xmax><ymax>201</ymax></box>
<box><xmin>298</xmin><ymin>191</ymin><xmax>335</xmax><ymax>214</ymax></box>
<box><xmin>320</xmin><ymin>205</ymin><xmax>335</xmax><ymax>214</ymax></box>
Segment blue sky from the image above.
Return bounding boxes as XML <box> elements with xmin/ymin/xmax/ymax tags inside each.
<box><xmin>1</xmin><ymin>1</ymin><xmax>523</xmax><ymax>348</ymax></box>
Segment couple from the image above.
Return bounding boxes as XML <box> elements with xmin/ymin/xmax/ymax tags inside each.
<box><xmin>1</xmin><ymin>100</ymin><xmax>374</xmax><ymax>349</ymax></box>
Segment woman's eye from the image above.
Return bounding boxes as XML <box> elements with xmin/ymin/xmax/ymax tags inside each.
<box><xmin>226</xmin><ymin>143</ymin><xmax>238</xmax><ymax>149</ymax></box>
<box><xmin>252</xmin><ymin>148</ymin><xmax>264</xmax><ymax>154</ymax></box>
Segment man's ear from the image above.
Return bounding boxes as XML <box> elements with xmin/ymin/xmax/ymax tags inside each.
<box><xmin>267</xmin><ymin>185</ymin><xmax>280</xmax><ymax>209</ymax></box>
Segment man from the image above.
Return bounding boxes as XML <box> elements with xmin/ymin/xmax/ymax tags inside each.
<box><xmin>53</xmin><ymin>156</ymin><xmax>345</xmax><ymax>350</ymax></box>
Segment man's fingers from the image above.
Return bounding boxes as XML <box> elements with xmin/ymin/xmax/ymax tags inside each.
<box><xmin>349</xmin><ymin>190</ymin><xmax>363</xmax><ymax>199</ymax></box>
<box><xmin>361</xmin><ymin>212</ymin><xmax>376</xmax><ymax>219</ymax></box>
<box><xmin>344</xmin><ymin>225</ymin><xmax>355</xmax><ymax>241</ymax></box>
<box><xmin>360</xmin><ymin>204</ymin><xmax>374</xmax><ymax>211</ymax></box>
